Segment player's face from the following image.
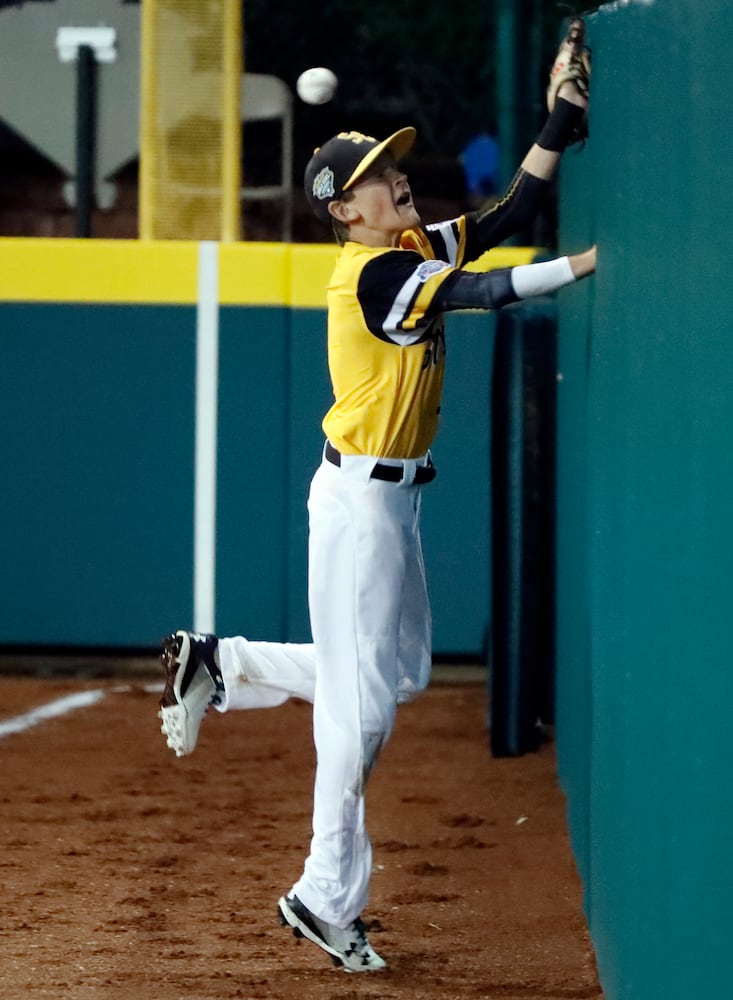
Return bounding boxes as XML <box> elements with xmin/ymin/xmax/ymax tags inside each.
<box><xmin>347</xmin><ymin>153</ymin><xmax>420</xmax><ymax>243</ymax></box>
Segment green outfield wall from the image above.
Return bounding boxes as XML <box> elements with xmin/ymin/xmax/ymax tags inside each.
<box><xmin>0</xmin><ymin>237</ymin><xmax>535</xmax><ymax>654</ymax></box>
<box><xmin>555</xmin><ymin>2</ymin><xmax>733</xmax><ymax>997</ymax></box>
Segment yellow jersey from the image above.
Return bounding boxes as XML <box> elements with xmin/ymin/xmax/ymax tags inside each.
<box><xmin>322</xmin><ymin>218</ymin><xmax>470</xmax><ymax>459</ymax></box>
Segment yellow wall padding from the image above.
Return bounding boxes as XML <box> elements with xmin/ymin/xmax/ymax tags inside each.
<box><xmin>0</xmin><ymin>239</ymin><xmax>541</xmax><ymax>307</ymax></box>
<box><xmin>139</xmin><ymin>0</ymin><xmax>242</xmax><ymax>242</ymax></box>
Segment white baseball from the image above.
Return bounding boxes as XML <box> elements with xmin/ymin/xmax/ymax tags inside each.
<box><xmin>296</xmin><ymin>67</ymin><xmax>338</xmax><ymax>105</ymax></box>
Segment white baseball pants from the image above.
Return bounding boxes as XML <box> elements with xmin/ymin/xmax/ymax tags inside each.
<box><xmin>215</xmin><ymin>451</ymin><xmax>432</xmax><ymax>927</ymax></box>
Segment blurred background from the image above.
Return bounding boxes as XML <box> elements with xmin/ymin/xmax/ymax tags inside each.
<box><xmin>0</xmin><ymin>0</ymin><xmax>588</xmax><ymax>245</ymax></box>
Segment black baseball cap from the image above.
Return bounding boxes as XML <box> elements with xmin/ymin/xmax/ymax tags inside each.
<box><xmin>304</xmin><ymin>127</ymin><xmax>416</xmax><ymax>223</ymax></box>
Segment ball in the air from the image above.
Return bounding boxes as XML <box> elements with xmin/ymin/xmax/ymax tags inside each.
<box><xmin>296</xmin><ymin>67</ymin><xmax>338</xmax><ymax>105</ymax></box>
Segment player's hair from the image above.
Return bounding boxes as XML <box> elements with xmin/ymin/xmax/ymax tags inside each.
<box><xmin>330</xmin><ymin>189</ymin><xmax>355</xmax><ymax>246</ymax></box>
<box><xmin>332</xmin><ymin>219</ymin><xmax>349</xmax><ymax>246</ymax></box>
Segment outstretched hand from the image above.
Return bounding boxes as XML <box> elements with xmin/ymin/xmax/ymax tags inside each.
<box><xmin>569</xmin><ymin>245</ymin><xmax>597</xmax><ymax>279</ymax></box>
<box><xmin>557</xmin><ymin>78</ymin><xmax>588</xmax><ymax>110</ymax></box>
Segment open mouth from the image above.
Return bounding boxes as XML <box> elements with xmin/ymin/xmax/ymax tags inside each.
<box><xmin>396</xmin><ymin>190</ymin><xmax>412</xmax><ymax>207</ymax></box>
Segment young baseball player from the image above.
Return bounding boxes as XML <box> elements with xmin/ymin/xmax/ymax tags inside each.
<box><xmin>158</xmin><ymin>24</ymin><xmax>593</xmax><ymax>974</ymax></box>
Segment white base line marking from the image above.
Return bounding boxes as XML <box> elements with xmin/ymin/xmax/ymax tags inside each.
<box><xmin>0</xmin><ymin>689</ymin><xmax>106</xmax><ymax>739</ymax></box>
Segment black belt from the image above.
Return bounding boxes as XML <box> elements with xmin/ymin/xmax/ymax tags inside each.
<box><xmin>325</xmin><ymin>441</ymin><xmax>436</xmax><ymax>485</ymax></box>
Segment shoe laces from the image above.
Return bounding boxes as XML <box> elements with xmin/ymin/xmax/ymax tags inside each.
<box><xmin>345</xmin><ymin>917</ymin><xmax>370</xmax><ymax>956</ymax></box>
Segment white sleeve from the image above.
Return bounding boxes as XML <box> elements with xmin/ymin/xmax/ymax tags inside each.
<box><xmin>510</xmin><ymin>257</ymin><xmax>575</xmax><ymax>299</ymax></box>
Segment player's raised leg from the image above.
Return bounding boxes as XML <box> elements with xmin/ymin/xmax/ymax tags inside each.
<box><xmin>158</xmin><ymin>630</ymin><xmax>318</xmax><ymax>757</ymax></box>
<box><xmin>216</xmin><ymin>637</ymin><xmax>317</xmax><ymax>709</ymax></box>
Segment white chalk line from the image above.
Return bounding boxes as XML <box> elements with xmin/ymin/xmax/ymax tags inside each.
<box><xmin>0</xmin><ymin>689</ymin><xmax>107</xmax><ymax>739</ymax></box>
<box><xmin>0</xmin><ymin>682</ymin><xmax>166</xmax><ymax>740</ymax></box>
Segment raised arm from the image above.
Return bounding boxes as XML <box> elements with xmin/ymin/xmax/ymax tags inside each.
<box><xmin>463</xmin><ymin>19</ymin><xmax>591</xmax><ymax>256</ymax></box>
<box><xmin>523</xmin><ymin>18</ymin><xmax>591</xmax><ymax>181</ymax></box>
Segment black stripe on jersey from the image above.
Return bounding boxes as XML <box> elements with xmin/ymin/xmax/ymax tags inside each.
<box><xmin>357</xmin><ymin>250</ymin><xmax>446</xmax><ymax>345</ymax></box>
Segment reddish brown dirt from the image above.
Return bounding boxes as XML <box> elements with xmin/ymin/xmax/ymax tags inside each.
<box><xmin>0</xmin><ymin>670</ymin><xmax>602</xmax><ymax>1000</ymax></box>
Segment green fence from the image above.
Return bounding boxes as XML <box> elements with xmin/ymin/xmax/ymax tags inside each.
<box><xmin>555</xmin><ymin>2</ymin><xmax>733</xmax><ymax>996</ymax></box>
<box><xmin>1</xmin><ymin>238</ymin><xmax>536</xmax><ymax>654</ymax></box>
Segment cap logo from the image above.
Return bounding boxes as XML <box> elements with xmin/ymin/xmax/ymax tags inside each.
<box><xmin>312</xmin><ymin>166</ymin><xmax>336</xmax><ymax>202</ymax></box>
<box><xmin>336</xmin><ymin>130</ymin><xmax>377</xmax><ymax>144</ymax></box>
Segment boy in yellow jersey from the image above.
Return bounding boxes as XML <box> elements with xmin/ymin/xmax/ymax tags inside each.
<box><xmin>158</xmin><ymin>24</ymin><xmax>594</xmax><ymax>974</ymax></box>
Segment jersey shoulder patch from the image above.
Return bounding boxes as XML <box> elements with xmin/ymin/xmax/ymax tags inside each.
<box><xmin>415</xmin><ymin>259</ymin><xmax>452</xmax><ymax>283</ymax></box>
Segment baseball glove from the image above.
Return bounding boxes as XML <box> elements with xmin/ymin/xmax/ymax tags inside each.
<box><xmin>547</xmin><ymin>18</ymin><xmax>591</xmax><ymax>114</ymax></box>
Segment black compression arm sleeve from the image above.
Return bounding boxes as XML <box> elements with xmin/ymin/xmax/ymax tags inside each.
<box><xmin>433</xmin><ymin>268</ymin><xmax>519</xmax><ymax>313</ymax></box>
<box><xmin>462</xmin><ymin>98</ymin><xmax>585</xmax><ymax>256</ymax></box>
<box><xmin>467</xmin><ymin>171</ymin><xmax>549</xmax><ymax>252</ymax></box>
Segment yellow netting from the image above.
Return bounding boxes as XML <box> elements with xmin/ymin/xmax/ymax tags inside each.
<box><xmin>139</xmin><ymin>0</ymin><xmax>242</xmax><ymax>241</ymax></box>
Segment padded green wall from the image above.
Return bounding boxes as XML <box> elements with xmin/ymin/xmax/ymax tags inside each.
<box><xmin>0</xmin><ymin>249</ymin><xmax>497</xmax><ymax>653</ymax></box>
<box><xmin>2</xmin><ymin>303</ymin><xmax>196</xmax><ymax>645</ymax></box>
<box><xmin>555</xmin><ymin>2</ymin><xmax>733</xmax><ymax>996</ymax></box>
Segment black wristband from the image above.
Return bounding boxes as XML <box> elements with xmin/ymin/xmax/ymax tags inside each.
<box><xmin>536</xmin><ymin>97</ymin><xmax>586</xmax><ymax>152</ymax></box>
